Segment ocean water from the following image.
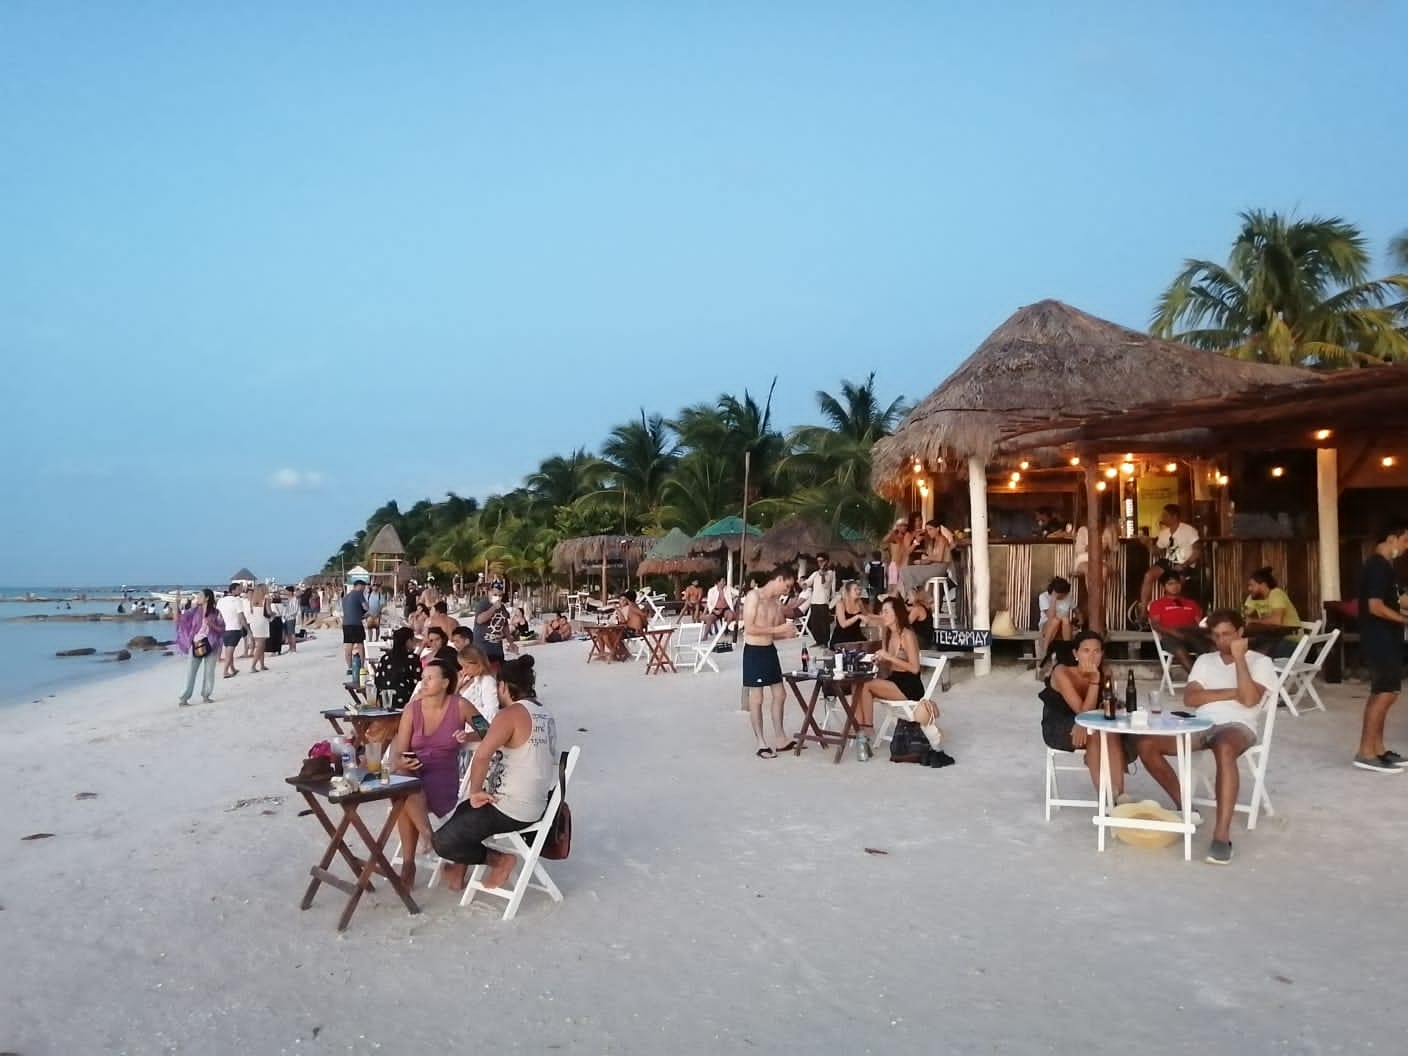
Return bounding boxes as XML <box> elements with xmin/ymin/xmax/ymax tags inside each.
<box><xmin>0</xmin><ymin>588</ymin><xmax>184</xmax><ymax>706</ymax></box>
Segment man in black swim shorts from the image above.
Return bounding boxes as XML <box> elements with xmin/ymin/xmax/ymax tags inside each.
<box><xmin>742</xmin><ymin>565</ymin><xmax>799</xmax><ymax>759</ymax></box>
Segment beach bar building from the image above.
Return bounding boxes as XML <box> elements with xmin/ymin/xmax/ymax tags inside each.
<box><xmin>366</xmin><ymin>524</ymin><xmax>408</xmax><ymax>589</ymax></box>
<box><xmin>871</xmin><ymin>300</ymin><xmax>1408</xmax><ymax>676</ymax></box>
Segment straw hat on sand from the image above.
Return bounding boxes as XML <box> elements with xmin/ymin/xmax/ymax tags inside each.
<box><xmin>1110</xmin><ymin>800</ymin><xmax>1183</xmax><ymax>849</ymax></box>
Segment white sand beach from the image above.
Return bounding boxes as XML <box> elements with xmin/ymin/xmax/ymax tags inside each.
<box><xmin>4</xmin><ymin>632</ymin><xmax>1408</xmax><ymax>1055</ymax></box>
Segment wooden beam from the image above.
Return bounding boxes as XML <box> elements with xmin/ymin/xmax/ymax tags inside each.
<box><xmin>1083</xmin><ymin>460</ymin><xmax>1106</xmax><ymax>634</ymax></box>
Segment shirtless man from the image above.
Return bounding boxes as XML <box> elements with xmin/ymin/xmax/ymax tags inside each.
<box><xmin>681</xmin><ymin>580</ymin><xmax>704</xmax><ymax>621</ymax></box>
<box><xmin>884</xmin><ymin>519</ymin><xmax>912</xmax><ymax>598</ymax></box>
<box><xmin>616</xmin><ymin>590</ymin><xmax>648</xmax><ymax>635</ymax></box>
<box><xmin>742</xmin><ymin>566</ymin><xmax>800</xmax><ymax>758</ymax></box>
<box><xmin>428</xmin><ymin>599</ymin><xmax>458</xmax><ymax>640</ymax></box>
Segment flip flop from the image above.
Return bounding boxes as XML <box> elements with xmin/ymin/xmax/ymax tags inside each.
<box><xmin>778</xmin><ymin>740</ymin><xmax>805</xmax><ymax>752</ymax></box>
<box><xmin>755</xmin><ymin>747</ymin><xmax>777</xmax><ymax>759</ymax></box>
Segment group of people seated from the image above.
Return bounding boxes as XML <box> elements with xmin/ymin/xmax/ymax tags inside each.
<box><xmin>1039</xmin><ymin>610</ymin><xmax>1275</xmax><ymax>865</ymax></box>
<box><xmin>1150</xmin><ymin>566</ymin><xmax>1304</xmax><ymax>673</ymax></box>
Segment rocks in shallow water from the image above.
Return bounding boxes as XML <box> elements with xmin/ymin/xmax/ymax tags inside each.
<box><xmin>127</xmin><ymin>635</ymin><xmax>160</xmax><ymax>650</ymax></box>
<box><xmin>114</xmin><ymin>649</ymin><xmax>132</xmax><ymax>661</ymax></box>
<box><xmin>55</xmin><ymin>647</ymin><xmax>97</xmax><ymax>657</ymax></box>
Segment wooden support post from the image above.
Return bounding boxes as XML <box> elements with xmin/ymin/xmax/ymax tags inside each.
<box><xmin>967</xmin><ymin>455</ymin><xmax>992</xmax><ymax>677</ymax></box>
<box><xmin>1084</xmin><ymin>461</ymin><xmax>1106</xmax><ymax>634</ymax></box>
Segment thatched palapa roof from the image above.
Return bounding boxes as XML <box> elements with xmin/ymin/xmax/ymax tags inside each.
<box><xmin>746</xmin><ymin>517</ymin><xmax>869</xmax><ymax>567</ymax></box>
<box><xmin>687</xmin><ymin>516</ymin><xmax>762</xmax><ymax>555</ymax></box>
<box><xmin>638</xmin><ymin>528</ymin><xmax>718</xmax><ymax>576</ymax></box>
<box><xmin>229</xmin><ymin>567</ymin><xmax>257</xmax><ymax>583</ymax></box>
<box><xmin>551</xmin><ymin>534</ymin><xmax>651</xmax><ymax>574</ymax></box>
<box><xmin>870</xmin><ymin>300</ymin><xmax>1311</xmax><ymax>496</ymax></box>
<box><xmin>367</xmin><ymin>523</ymin><xmax>406</xmax><ymax>556</ymax></box>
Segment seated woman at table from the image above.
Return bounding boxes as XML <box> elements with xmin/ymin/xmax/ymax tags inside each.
<box><xmin>853</xmin><ymin>597</ymin><xmax>927</xmax><ymax>732</ymax></box>
<box><xmin>508</xmin><ymin>606</ymin><xmax>535</xmax><ymax>642</ymax></box>
<box><xmin>1037</xmin><ymin>577</ymin><xmax>1077</xmax><ymax>678</ymax></box>
<box><xmin>1039</xmin><ymin>629</ymin><xmax>1127</xmax><ymax>800</ymax></box>
<box><xmin>542</xmin><ymin>611</ymin><xmax>573</xmax><ymax>643</ymax></box>
<box><xmin>830</xmin><ymin>580</ymin><xmax>869</xmax><ymax>648</ymax></box>
<box><xmin>388</xmin><ymin>659</ymin><xmax>490</xmax><ymax>886</ymax></box>
<box><xmin>907</xmin><ymin>589</ymin><xmax>935</xmax><ymax>650</ymax></box>
<box><xmin>374</xmin><ymin>627</ymin><xmax>422</xmax><ymax>710</ymax></box>
<box><xmin>457</xmin><ymin>645</ymin><xmax>500</xmax><ymax>727</ymax></box>
<box><xmin>434</xmin><ymin>655</ymin><xmax>559</xmax><ymax>892</ymax></box>
<box><xmin>407</xmin><ymin>603</ymin><xmax>430</xmax><ymax>641</ymax></box>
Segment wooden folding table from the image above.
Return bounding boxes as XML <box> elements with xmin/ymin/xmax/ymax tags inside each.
<box><xmin>641</xmin><ymin>627</ymin><xmax>677</xmax><ymax>674</ymax></box>
<box><xmin>783</xmin><ymin>670</ymin><xmax>874</xmax><ymax>764</ymax></box>
<box><xmin>286</xmin><ymin>772</ymin><xmax>423</xmax><ymax>931</ymax></box>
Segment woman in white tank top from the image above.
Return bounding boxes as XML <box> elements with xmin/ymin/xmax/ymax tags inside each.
<box><xmin>432</xmin><ymin>654</ymin><xmax>558</xmax><ymax>891</ymax></box>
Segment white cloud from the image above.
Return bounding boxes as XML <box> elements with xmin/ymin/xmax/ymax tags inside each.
<box><xmin>269</xmin><ymin>468</ymin><xmax>325</xmax><ymax>491</ymax></box>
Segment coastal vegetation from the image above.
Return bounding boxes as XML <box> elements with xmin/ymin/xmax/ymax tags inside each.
<box><xmin>322</xmin><ymin>374</ymin><xmax>908</xmax><ymax>585</ymax></box>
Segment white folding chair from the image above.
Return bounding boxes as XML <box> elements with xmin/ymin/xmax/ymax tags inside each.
<box><xmin>1044</xmin><ymin>746</ymin><xmax>1108</xmax><ymax>821</ymax></box>
<box><xmin>670</xmin><ymin>622</ymin><xmax>704</xmax><ymax>666</ymax></box>
<box><xmin>1193</xmin><ymin>688</ymin><xmax>1278</xmax><ymax>830</ymax></box>
<box><xmin>688</xmin><ymin>623</ymin><xmax>729</xmax><ymax>674</ymax></box>
<box><xmin>1151</xmin><ymin>626</ymin><xmax>1188</xmax><ymax>696</ymax></box>
<box><xmin>1276</xmin><ymin>629</ymin><xmax>1339</xmax><ymax>717</ymax></box>
<box><xmin>874</xmin><ymin>654</ymin><xmax>951</xmax><ymax>746</ymax></box>
<box><xmin>459</xmin><ymin>745</ymin><xmax>580</xmax><ymax>920</ymax></box>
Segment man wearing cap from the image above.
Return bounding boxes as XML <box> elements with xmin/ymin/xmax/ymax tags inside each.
<box><xmin>341</xmin><ymin>580</ymin><xmax>368</xmax><ymax>674</ymax></box>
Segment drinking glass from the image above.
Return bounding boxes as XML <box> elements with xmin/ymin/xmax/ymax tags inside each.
<box><xmin>365</xmin><ymin>742</ymin><xmax>383</xmax><ymax>776</ymax></box>
<box><xmin>1146</xmin><ymin>689</ymin><xmax>1164</xmax><ymax>726</ymax></box>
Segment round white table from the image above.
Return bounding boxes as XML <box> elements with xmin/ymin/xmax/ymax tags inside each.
<box><xmin>1074</xmin><ymin>711</ymin><xmax>1213</xmax><ymax>861</ymax></box>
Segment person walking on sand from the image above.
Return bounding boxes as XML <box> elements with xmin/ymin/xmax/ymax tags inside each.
<box><xmin>215</xmin><ymin>583</ymin><xmax>248</xmax><ymax>679</ymax></box>
<box><xmin>366</xmin><ymin>585</ymin><xmax>385</xmax><ymax>642</ymax></box>
<box><xmin>175</xmin><ymin>588</ymin><xmax>224</xmax><ymax>706</ymax></box>
<box><xmin>742</xmin><ymin>566</ymin><xmax>800</xmax><ymax>758</ymax></box>
<box><xmin>280</xmin><ymin>587</ymin><xmax>300</xmax><ymax>653</ymax></box>
<box><xmin>342</xmin><ymin>579</ymin><xmax>369</xmax><ymax>674</ymax></box>
<box><xmin>244</xmin><ymin>584</ymin><xmax>272</xmax><ymax>672</ymax></box>
<box><xmin>1352</xmin><ymin>519</ymin><xmax>1408</xmax><ymax>773</ymax></box>
<box><xmin>803</xmin><ymin>553</ymin><xmax>837</xmax><ymax>647</ymax></box>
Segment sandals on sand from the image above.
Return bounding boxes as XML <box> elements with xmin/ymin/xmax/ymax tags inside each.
<box><xmin>755</xmin><ymin>747</ymin><xmax>777</xmax><ymax>759</ymax></box>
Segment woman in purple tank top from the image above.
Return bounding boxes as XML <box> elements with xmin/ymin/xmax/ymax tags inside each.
<box><xmin>388</xmin><ymin>659</ymin><xmax>491</xmax><ymax>887</ymax></box>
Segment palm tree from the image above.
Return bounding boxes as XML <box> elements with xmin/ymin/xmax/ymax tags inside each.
<box><xmin>599</xmin><ymin>410</ymin><xmax>679</xmax><ymax>527</ymax></box>
<box><xmin>1392</xmin><ymin>231</ymin><xmax>1408</xmax><ymax>270</ymax></box>
<box><xmin>660</xmin><ymin>452</ymin><xmax>735</xmax><ymax>532</ymax></box>
<box><xmin>781</xmin><ymin>373</ymin><xmax>907</xmax><ymax>490</ymax></box>
<box><xmin>1151</xmin><ymin>210</ymin><xmax>1408</xmax><ymax>366</ymax></box>
<box><xmin>525</xmin><ymin>449</ymin><xmax>609</xmax><ymax>514</ymax></box>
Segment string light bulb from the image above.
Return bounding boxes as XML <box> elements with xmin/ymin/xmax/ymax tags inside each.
<box><xmin>1010</xmin><ymin>471</ymin><xmax>1021</xmax><ymax>482</ymax></box>
<box><xmin>1216</xmin><ymin>473</ymin><xmax>1229</xmax><ymax>486</ymax></box>
<box><xmin>1164</xmin><ymin>462</ymin><xmax>1177</xmax><ymax>473</ymax></box>
<box><xmin>1383</xmin><ymin>456</ymin><xmax>1398</xmax><ymax>468</ymax></box>
<box><xmin>1104</xmin><ymin>467</ymin><xmax>1118</xmax><ymax>479</ymax></box>
<box><xmin>1007</xmin><ymin>480</ymin><xmax>1018</xmax><ymax>489</ymax></box>
<box><xmin>1314</xmin><ymin>429</ymin><xmax>1332</xmax><ymax>441</ymax></box>
<box><xmin>1271</xmin><ymin>466</ymin><xmax>1285</xmax><ymax>478</ymax></box>
<box><xmin>1121</xmin><ymin>462</ymin><xmax>1135</xmax><ymax>475</ymax></box>
<box><xmin>1096</xmin><ymin>480</ymin><xmax>1107</xmax><ymax>492</ymax></box>
<box><xmin>1069</xmin><ymin>456</ymin><xmax>1081</xmax><ymax>466</ymax></box>
<box><xmin>1019</xmin><ymin>460</ymin><xmax>1030</xmax><ymax>471</ymax></box>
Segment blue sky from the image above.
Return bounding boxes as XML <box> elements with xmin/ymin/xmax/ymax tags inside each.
<box><xmin>3</xmin><ymin>1</ymin><xmax>1405</xmax><ymax>585</ymax></box>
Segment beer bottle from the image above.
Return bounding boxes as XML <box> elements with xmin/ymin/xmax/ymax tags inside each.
<box><xmin>1125</xmin><ymin>669</ymin><xmax>1138</xmax><ymax>714</ymax></box>
<box><xmin>1102</xmin><ymin>673</ymin><xmax>1117</xmax><ymax>720</ymax></box>
<box><xmin>801</xmin><ymin>646</ymin><xmax>810</xmax><ymax>673</ymax></box>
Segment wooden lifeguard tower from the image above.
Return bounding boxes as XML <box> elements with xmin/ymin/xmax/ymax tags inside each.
<box><xmin>366</xmin><ymin>524</ymin><xmax>407</xmax><ymax>590</ymax></box>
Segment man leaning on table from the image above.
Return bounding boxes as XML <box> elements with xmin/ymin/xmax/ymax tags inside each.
<box><xmin>1135</xmin><ymin>610</ymin><xmax>1275</xmax><ymax>866</ymax></box>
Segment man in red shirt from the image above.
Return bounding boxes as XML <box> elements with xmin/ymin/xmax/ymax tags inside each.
<box><xmin>1148</xmin><ymin>570</ymin><xmax>1207</xmax><ymax>672</ymax></box>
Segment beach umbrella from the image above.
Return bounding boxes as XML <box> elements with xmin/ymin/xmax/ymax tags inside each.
<box><xmin>746</xmin><ymin>516</ymin><xmax>869</xmax><ymax>568</ymax></box>
<box><xmin>229</xmin><ymin>567</ymin><xmax>256</xmax><ymax>584</ymax></box>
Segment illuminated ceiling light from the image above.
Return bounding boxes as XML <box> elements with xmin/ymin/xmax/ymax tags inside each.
<box><xmin>1383</xmin><ymin>456</ymin><xmax>1398</xmax><ymax>468</ymax></box>
<box><xmin>1314</xmin><ymin>429</ymin><xmax>1332</xmax><ymax>441</ymax></box>
<box><xmin>1216</xmin><ymin>473</ymin><xmax>1229</xmax><ymax>485</ymax></box>
<box><xmin>1010</xmin><ymin>471</ymin><xmax>1022</xmax><ymax>482</ymax></box>
<box><xmin>1007</xmin><ymin>480</ymin><xmax>1018</xmax><ymax>489</ymax></box>
<box><xmin>1019</xmin><ymin>460</ymin><xmax>1030</xmax><ymax>471</ymax></box>
<box><xmin>1121</xmin><ymin>462</ymin><xmax>1135</xmax><ymax>475</ymax></box>
<box><xmin>1069</xmin><ymin>456</ymin><xmax>1081</xmax><ymax>466</ymax></box>
<box><xmin>1164</xmin><ymin>462</ymin><xmax>1177</xmax><ymax>473</ymax></box>
<box><xmin>1104</xmin><ymin>467</ymin><xmax>1118</xmax><ymax>479</ymax></box>
<box><xmin>1270</xmin><ymin>466</ymin><xmax>1285</xmax><ymax>478</ymax></box>
<box><xmin>1095</xmin><ymin>480</ymin><xmax>1107</xmax><ymax>492</ymax></box>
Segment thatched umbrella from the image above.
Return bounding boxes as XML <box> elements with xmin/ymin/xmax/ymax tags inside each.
<box><xmin>746</xmin><ymin>517</ymin><xmax>869</xmax><ymax>568</ymax></box>
<box><xmin>869</xmin><ymin>299</ymin><xmax>1312</xmax><ymax>661</ymax></box>
<box><xmin>550</xmin><ymin>534</ymin><xmax>651</xmax><ymax>599</ymax></box>
<box><xmin>229</xmin><ymin>567</ymin><xmax>256</xmax><ymax>584</ymax></box>
<box><xmin>639</xmin><ymin>528</ymin><xmax>717</xmax><ymax>576</ymax></box>
<box><xmin>688</xmin><ymin>516</ymin><xmax>762</xmax><ymax>586</ymax></box>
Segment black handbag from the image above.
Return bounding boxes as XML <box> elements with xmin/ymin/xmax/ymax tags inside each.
<box><xmin>888</xmin><ymin>719</ymin><xmax>929</xmax><ymax>763</ymax></box>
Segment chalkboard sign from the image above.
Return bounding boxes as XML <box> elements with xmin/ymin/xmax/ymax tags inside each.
<box><xmin>934</xmin><ymin>628</ymin><xmax>992</xmax><ymax>651</ymax></box>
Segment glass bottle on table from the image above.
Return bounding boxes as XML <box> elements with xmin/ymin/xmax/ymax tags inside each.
<box><xmin>1102</xmin><ymin>673</ymin><xmax>1117</xmax><ymax>721</ymax></box>
<box><xmin>1125</xmin><ymin>669</ymin><xmax>1138</xmax><ymax>714</ymax></box>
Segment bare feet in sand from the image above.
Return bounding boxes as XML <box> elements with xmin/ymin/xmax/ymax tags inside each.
<box><xmin>441</xmin><ymin>862</ymin><xmax>468</xmax><ymax>891</ymax></box>
<box><xmin>481</xmin><ymin>850</ymin><xmax>514</xmax><ymax>890</ymax></box>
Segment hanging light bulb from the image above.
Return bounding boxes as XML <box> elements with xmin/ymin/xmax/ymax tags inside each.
<box><xmin>1314</xmin><ymin>429</ymin><xmax>1332</xmax><ymax>441</ymax></box>
<box><xmin>1104</xmin><ymin>467</ymin><xmax>1118</xmax><ymax>479</ymax></box>
<box><xmin>1096</xmin><ymin>480</ymin><xmax>1107</xmax><ymax>492</ymax></box>
<box><xmin>1121</xmin><ymin>462</ymin><xmax>1135</xmax><ymax>475</ymax></box>
<box><xmin>1270</xmin><ymin>466</ymin><xmax>1285</xmax><ymax>478</ymax></box>
<box><xmin>1383</xmin><ymin>456</ymin><xmax>1398</xmax><ymax>468</ymax></box>
<box><xmin>1069</xmin><ymin>456</ymin><xmax>1081</xmax><ymax>466</ymax></box>
<box><xmin>1164</xmin><ymin>462</ymin><xmax>1177</xmax><ymax>473</ymax></box>
<box><xmin>1010</xmin><ymin>471</ymin><xmax>1022</xmax><ymax>482</ymax></box>
<box><xmin>1216</xmin><ymin>473</ymin><xmax>1229</xmax><ymax>486</ymax></box>
<box><xmin>1007</xmin><ymin>480</ymin><xmax>1018</xmax><ymax>489</ymax></box>
<box><xmin>1019</xmin><ymin>460</ymin><xmax>1030</xmax><ymax>471</ymax></box>
<box><xmin>1124</xmin><ymin>453</ymin><xmax>1133</xmax><ymax>461</ymax></box>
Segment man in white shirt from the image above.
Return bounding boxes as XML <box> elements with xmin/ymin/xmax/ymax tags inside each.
<box><xmin>1139</xmin><ymin>504</ymin><xmax>1202</xmax><ymax>616</ymax></box>
<box><xmin>1135</xmin><ymin>609</ymin><xmax>1275</xmax><ymax>866</ymax></box>
<box><xmin>704</xmin><ymin>577</ymin><xmax>738</xmax><ymax>636</ymax></box>
<box><xmin>215</xmin><ymin>583</ymin><xmax>249</xmax><ymax>678</ymax></box>
<box><xmin>803</xmin><ymin>553</ymin><xmax>837</xmax><ymax>646</ymax></box>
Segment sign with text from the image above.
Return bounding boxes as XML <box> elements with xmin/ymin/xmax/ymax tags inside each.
<box><xmin>934</xmin><ymin>628</ymin><xmax>992</xmax><ymax>651</ymax></box>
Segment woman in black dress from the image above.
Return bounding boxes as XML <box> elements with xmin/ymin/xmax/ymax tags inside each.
<box><xmin>375</xmin><ymin>626</ymin><xmax>422</xmax><ymax>710</ymax></box>
<box><xmin>1039</xmin><ymin>630</ymin><xmax>1126</xmax><ymax>799</ymax></box>
<box><xmin>853</xmin><ymin>596</ymin><xmax>926</xmax><ymax>731</ymax></box>
<box><xmin>829</xmin><ymin>581</ymin><xmax>869</xmax><ymax>648</ymax></box>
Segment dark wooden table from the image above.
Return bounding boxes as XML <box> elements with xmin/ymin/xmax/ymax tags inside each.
<box><xmin>321</xmin><ymin>706</ymin><xmax>403</xmax><ymax>745</ymax></box>
<box><xmin>783</xmin><ymin>669</ymin><xmax>876</xmax><ymax>764</ymax></box>
<box><xmin>285</xmin><ymin>772</ymin><xmax>423</xmax><ymax>931</ymax></box>
<box><xmin>641</xmin><ymin>627</ymin><xmax>677</xmax><ymax>674</ymax></box>
<box><xmin>586</xmin><ymin>624</ymin><xmax>628</xmax><ymax>663</ymax></box>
